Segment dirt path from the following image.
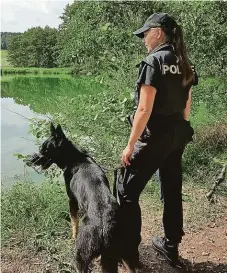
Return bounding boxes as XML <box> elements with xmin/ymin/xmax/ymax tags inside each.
<box><xmin>136</xmin><ymin>212</ymin><xmax>227</xmax><ymax>273</ymax></box>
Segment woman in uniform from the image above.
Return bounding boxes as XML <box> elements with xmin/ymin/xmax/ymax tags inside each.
<box><xmin>116</xmin><ymin>12</ymin><xmax>198</xmax><ymax>270</ymax></box>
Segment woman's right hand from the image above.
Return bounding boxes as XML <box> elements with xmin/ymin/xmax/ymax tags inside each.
<box><xmin>121</xmin><ymin>144</ymin><xmax>134</xmax><ymax>167</ymax></box>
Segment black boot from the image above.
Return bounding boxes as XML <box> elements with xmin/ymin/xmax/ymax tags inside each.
<box><xmin>152</xmin><ymin>236</ymin><xmax>180</xmax><ymax>267</ymax></box>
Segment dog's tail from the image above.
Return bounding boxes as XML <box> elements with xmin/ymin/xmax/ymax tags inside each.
<box><xmin>76</xmin><ymin>218</ymin><xmax>119</xmax><ymax>273</ymax></box>
<box><xmin>75</xmin><ymin>222</ymin><xmax>103</xmax><ymax>271</ymax></box>
<box><xmin>102</xmin><ymin>208</ymin><xmax>118</xmax><ymax>248</ymax></box>
<box><xmin>100</xmin><ymin>206</ymin><xmax>119</xmax><ymax>273</ymax></box>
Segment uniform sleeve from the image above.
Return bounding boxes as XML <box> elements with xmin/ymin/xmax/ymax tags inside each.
<box><xmin>137</xmin><ymin>62</ymin><xmax>158</xmax><ymax>89</ymax></box>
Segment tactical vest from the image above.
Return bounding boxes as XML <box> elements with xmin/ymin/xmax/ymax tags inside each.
<box><xmin>134</xmin><ymin>43</ymin><xmax>197</xmax><ymax>118</ymax></box>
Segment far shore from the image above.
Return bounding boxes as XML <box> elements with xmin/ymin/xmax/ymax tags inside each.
<box><xmin>1</xmin><ymin>66</ymin><xmax>73</xmax><ymax>76</ymax></box>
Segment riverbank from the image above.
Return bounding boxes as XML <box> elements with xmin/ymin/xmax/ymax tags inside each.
<box><xmin>1</xmin><ymin>71</ymin><xmax>227</xmax><ymax>273</ymax></box>
<box><xmin>1</xmin><ymin>66</ymin><xmax>73</xmax><ymax>75</ymax></box>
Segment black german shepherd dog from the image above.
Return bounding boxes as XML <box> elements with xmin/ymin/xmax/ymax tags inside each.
<box><xmin>26</xmin><ymin>123</ymin><xmax>134</xmax><ymax>273</ymax></box>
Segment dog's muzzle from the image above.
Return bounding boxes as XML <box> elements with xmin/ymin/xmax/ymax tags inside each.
<box><xmin>25</xmin><ymin>152</ymin><xmax>53</xmax><ymax>173</ymax></box>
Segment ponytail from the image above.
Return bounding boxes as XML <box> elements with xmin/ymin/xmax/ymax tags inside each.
<box><xmin>164</xmin><ymin>25</ymin><xmax>194</xmax><ymax>87</ymax></box>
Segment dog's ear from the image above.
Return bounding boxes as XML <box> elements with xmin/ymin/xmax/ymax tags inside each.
<box><xmin>55</xmin><ymin>124</ymin><xmax>65</xmax><ymax>139</ymax></box>
<box><xmin>50</xmin><ymin>122</ymin><xmax>55</xmax><ymax>136</ymax></box>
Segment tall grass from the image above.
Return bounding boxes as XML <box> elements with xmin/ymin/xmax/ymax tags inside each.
<box><xmin>183</xmin><ymin>121</ymin><xmax>227</xmax><ymax>175</ymax></box>
<box><xmin>1</xmin><ymin>181</ymin><xmax>70</xmax><ymax>245</ymax></box>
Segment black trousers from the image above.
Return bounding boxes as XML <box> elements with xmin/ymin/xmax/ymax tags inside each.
<box><xmin>115</xmin><ymin>116</ymin><xmax>194</xmax><ymax>260</ymax></box>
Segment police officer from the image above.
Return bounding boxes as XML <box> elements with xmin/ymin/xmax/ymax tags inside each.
<box><xmin>116</xmin><ymin>13</ymin><xmax>198</xmax><ymax>270</ymax></box>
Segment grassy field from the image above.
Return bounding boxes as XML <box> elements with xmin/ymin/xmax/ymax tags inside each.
<box><xmin>1</xmin><ymin>50</ymin><xmax>11</xmax><ymax>67</ymax></box>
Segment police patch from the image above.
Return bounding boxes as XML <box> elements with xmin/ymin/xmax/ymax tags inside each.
<box><xmin>162</xmin><ymin>64</ymin><xmax>181</xmax><ymax>75</ymax></box>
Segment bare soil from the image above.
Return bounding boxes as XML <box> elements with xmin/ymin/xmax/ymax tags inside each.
<box><xmin>2</xmin><ymin>187</ymin><xmax>227</xmax><ymax>273</ymax></box>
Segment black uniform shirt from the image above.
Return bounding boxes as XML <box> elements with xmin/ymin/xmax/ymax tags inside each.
<box><xmin>135</xmin><ymin>43</ymin><xmax>198</xmax><ymax>117</ymax></box>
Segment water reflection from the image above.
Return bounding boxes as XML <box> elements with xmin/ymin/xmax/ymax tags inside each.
<box><xmin>1</xmin><ymin>97</ymin><xmax>44</xmax><ymax>188</ymax></box>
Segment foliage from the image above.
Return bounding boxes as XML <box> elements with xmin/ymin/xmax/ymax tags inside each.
<box><xmin>162</xmin><ymin>1</ymin><xmax>227</xmax><ymax>78</ymax></box>
<box><xmin>7</xmin><ymin>27</ymin><xmax>59</xmax><ymax>68</ymax></box>
<box><xmin>56</xmin><ymin>1</ymin><xmax>146</xmax><ymax>71</ymax></box>
<box><xmin>6</xmin><ymin>1</ymin><xmax>227</xmax><ymax>79</ymax></box>
<box><xmin>56</xmin><ymin>1</ymin><xmax>227</xmax><ymax>130</ymax></box>
<box><xmin>188</xmin><ymin>77</ymin><xmax>227</xmax><ymax>130</ymax></box>
<box><xmin>1</xmin><ymin>32</ymin><xmax>22</xmax><ymax>50</ymax></box>
<box><xmin>56</xmin><ymin>1</ymin><xmax>227</xmax><ymax>78</ymax></box>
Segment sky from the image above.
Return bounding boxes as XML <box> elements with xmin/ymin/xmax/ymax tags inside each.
<box><xmin>1</xmin><ymin>0</ymin><xmax>74</xmax><ymax>32</ymax></box>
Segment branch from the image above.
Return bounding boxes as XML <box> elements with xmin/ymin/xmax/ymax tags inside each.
<box><xmin>206</xmin><ymin>164</ymin><xmax>226</xmax><ymax>201</ymax></box>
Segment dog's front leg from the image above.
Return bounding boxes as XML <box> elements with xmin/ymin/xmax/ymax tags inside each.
<box><xmin>69</xmin><ymin>198</ymin><xmax>79</xmax><ymax>240</ymax></box>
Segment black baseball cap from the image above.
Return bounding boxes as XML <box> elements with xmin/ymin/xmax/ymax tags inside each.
<box><xmin>133</xmin><ymin>13</ymin><xmax>177</xmax><ymax>38</ymax></box>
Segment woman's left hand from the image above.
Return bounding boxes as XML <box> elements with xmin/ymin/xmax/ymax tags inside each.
<box><xmin>121</xmin><ymin>144</ymin><xmax>134</xmax><ymax>167</ymax></box>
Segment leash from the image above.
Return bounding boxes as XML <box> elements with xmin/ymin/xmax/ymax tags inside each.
<box><xmin>85</xmin><ymin>153</ymin><xmax>123</xmax><ymax>173</ymax></box>
<box><xmin>99</xmin><ymin>165</ymin><xmax>122</xmax><ymax>172</ymax></box>
<box><xmin>101</xmin><ymin>165</ymin><xmax>122</xmax><ymax>202</ymax></box>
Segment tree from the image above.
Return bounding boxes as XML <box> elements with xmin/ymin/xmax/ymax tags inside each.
<box><xmin>7</xmin><ymin>27</ymin><xmax>58</xmax><ymax>67</ymax></box>
<box><xmin>56</xmin><ymin>1</ymin><xmax>227</xmax><ymax>77</ymax></box>
<box><xmin>1</xmin><ymin>32</ymin><xmax>22</xmax><ymax>50</ymax></box>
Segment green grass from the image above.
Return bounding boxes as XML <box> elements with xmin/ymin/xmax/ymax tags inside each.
<box><xmin>1</xmin><ymin>180</ymin><xmax>70</xmax><ymax>243</ymax></box>
<box><xmin>2</xmin><ymin>172</ymin><xmax>227</xmax><ymax>248</ymax></box>
<box><xmin>1</xmin><ymin>50</ymin><xmax>11</xmax><ymax>67</ymax></box>
<box><xmin>1</xmin><ymin>180</ymin><xmax>75</xmax><ymax>272</ymax></box>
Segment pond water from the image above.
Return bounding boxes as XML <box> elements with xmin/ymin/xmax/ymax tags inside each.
<box><xmin>1</xmin><ymin>97</ymin><xmax>44</xmax><ymax>187</ymax></box>
<box><xmin>1</xmin><ymin>75</ymin><xmax>102</xmax><ymax>188</ymax></box>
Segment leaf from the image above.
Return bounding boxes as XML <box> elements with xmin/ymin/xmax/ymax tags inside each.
<box><xmin>13</xmin><ymin>153</ymin><xmax>25</xmax><ymax>160</ymax></box>
<box><xmin>101</xmin><ymin>23</ymin><xmax>111</xmax><ymax>32</ymax></box>
<box><xmin>213</xmin><ymin>157</ymin><xmax>227</xmax><ymax>165</ymax></box>
<box><xmin>36</xmin><ymin>131</ymin><xmax>42</xmax><ymax>138</ymax></box>
<box><xmin>121</xmin><ymin>98</ymin><xmax>127</xmax><ymax>104</ymax></box>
